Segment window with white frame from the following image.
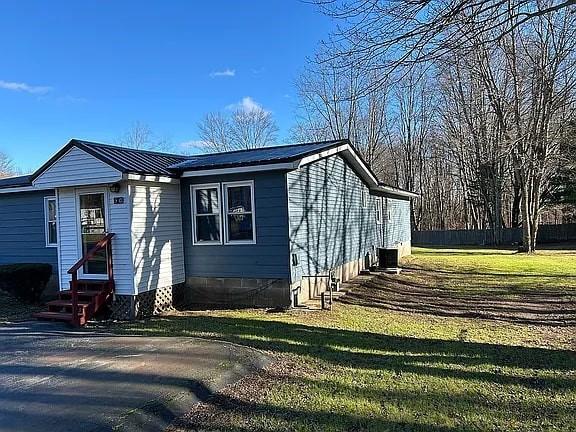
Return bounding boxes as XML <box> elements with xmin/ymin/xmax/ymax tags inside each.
<box><xmin>375</xmin><ymin>197</ymin><xmax>383</xmax><ymax>224</ymax></box>
<box><xmin>223</xmin><ymin>181</ymin><xmax>255</xmax><ymax>244</ymax></box>
<box><xmin>361</xmin><ymin>189</ymin><xmax>368</xmax><ymax>208</ymax></box>
<box><xmin>44</xmin><ymin>197</ymin><xmax>57</xmax><ymax>246</ymax></box>
<box><xmin>191</xmin><ymin>184</ymin><xmax>222</xmax><ymax>244</ymax></box>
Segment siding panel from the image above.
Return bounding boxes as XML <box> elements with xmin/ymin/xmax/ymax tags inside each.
<box><xmin>130</xmin><ymin>182</ymin><xmax>185</xmax><ymax>293</ymax></box>
<box><xmin>0</xmin><ymin>190</ymin><xmax>58</xmax><ymax>273</ymax></box>
<box><xmin>287</xmin><ymin>154</ymin><xmax>382</xmax><ymax>284</ymax></box>
<box><xmin>383</xmin><ymin>197</ymin><xmax>411</xmax><ymax>247</ymax></box>
<box><xmin>33</xmin><ymin>146</ymin><xmax>122</xmax><ymax>188</ymax></box>
<box><xmin>181</xmin><ymin>172</ymin><xmax>290</xmax><ymax>279</ymax></box>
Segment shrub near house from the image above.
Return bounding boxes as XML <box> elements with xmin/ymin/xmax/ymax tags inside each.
<box><xmin>0</xmin><ymin>263</ymin><xmax>52</xmax><ymax>303</ymax></box>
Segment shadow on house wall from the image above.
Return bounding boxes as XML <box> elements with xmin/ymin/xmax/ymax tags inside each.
<box><xmin>288</xmin><ymin>155</ymin><xmax>378</xmax><ymax>299</ymax></box>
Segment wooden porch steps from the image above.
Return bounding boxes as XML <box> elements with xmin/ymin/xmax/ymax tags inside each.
<box><xmin>33</xmin><ymin>279</ymin><xmax>113</xmax><ymax>326</ymax></box>
<box><xmin>32</xmin><ymin>311</ymin><xmax>87</xmax><ymax>326</ymax></box>
<box><xmin>34</xmin><ymin>232</ymin><xmax>116</xmax><ymax>327</ymax></box>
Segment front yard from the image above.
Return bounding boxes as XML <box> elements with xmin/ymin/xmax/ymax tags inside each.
<box><xmin>109</xmin><ymin>247</ymin><xmax>576</xmax><ymax>432</ymax></box>
<box><xmin>0</xmin><ymin>289</ymin><xmax>42</xmax><ymax>323</ymax></box>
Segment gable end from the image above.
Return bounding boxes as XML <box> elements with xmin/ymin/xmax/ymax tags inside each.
<box><xmin>32</xmin><ymin>146</ymin><xmax>122</xmax><ymax>188</ymax></box>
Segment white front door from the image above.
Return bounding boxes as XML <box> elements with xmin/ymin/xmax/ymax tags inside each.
<box><xmin>77</xmin><ymin>190</ymin><xmax>109</xmax><ymax>279</ymax></box>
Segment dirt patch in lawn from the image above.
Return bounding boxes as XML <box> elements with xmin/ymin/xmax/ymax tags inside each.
<box><xmin>167</xmin><ymin>356</ymin><xmax>300</xmax><ymax>432</ymax></box>
<box><xmin>339</xmin><ymin>269</ymin><xmax>576</xmax><ymax>326</ymax></box>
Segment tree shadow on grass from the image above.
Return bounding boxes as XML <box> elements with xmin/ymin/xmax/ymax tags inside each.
<box><xmin>145</xmin><ymin>315</ymin><xmax>576</xmax><ymax>431</ymax></box>
<box><xmin>118</xmin><ymin>315</ymin><xmax>576</xmax><ymax>384</ymax></box>
<box><xmin>338</xmin><ymin>272</ymin><xmax>576</xmax><ymax>326</ymax></box>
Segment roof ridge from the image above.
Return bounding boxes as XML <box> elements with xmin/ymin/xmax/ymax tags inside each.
<box><xmin>72</xmin><ymin>139</ymin><xmax>190</xmax><ymax>159</ymax></box>
<box><xmin>184</xmin><ymin>139</ymin><xmax>348</xmax><ymax>159</ymax></box>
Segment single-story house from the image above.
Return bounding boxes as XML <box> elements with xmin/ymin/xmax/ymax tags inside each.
<box><xmin>0</xmin><ymin>138</ymin><xmax>416</xmax><ymax>320</ymax></box>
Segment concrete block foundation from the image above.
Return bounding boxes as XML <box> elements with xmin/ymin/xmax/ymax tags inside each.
<box><xmin>176</xmin><ymin>277</ymin><xmax>291</xmax><ymax>309</ymax></box>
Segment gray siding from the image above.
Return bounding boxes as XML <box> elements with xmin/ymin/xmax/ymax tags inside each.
<box><xmin>287</xmin><ymin>154</ymin><xmax>381</xmax><ymax>284</ymax></box>
<box><xmin>383</xmin><ymin>197</ymin><xmax>411</xmax><ymax>247</ymax></box>
<box><xmin>181</xmin><ymin>172</ymin><xmax>290</xmax><ymax>279</ymax></box>
<box><xmin>0</xmin><ymin>190</ymin><xmax>58</xmax><ymax>273</ymax></box>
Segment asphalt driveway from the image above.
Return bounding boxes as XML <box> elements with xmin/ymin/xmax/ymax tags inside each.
<box><xmin>0</xmin><ymin>321</ymin><xmax>269</xmax><ymax>432</ymax></box>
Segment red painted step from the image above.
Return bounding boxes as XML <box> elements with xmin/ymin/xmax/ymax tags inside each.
<box><xmin>47</xmin><ymin>300</ymin><xmax>90</xmax><ymax>308</ymax></box>
<box><xmin>34</xmin><ymin>278</ymin><xmax>113</xmax><ymax>327</ymax></box>
<box><xmin>59</xmin><ymin>290</ymin><xmax>103</xmax><ymax>298</ymax></box>
<box><xmin>32</xmin><ymin>311</ymin><xmax>86</xmax><ymax>326</ymax></box>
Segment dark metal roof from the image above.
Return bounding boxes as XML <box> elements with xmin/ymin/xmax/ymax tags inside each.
<box><xmin>73</xmin><ymin>140</ymin><xmax>190</xmax><ymax>177</ymax></box>
<box><xmin>168</xmin><ymin>139</ymin><xmax>348</xmax><ymax>171</ymax></box>
<box><xmin>30</xmin><ymin>139</ymin><xmax>190</xmax><ymax>180</ymax></box>
<box><xmin>0</xmin><ymin>175</ymin><xmax>32</xmax><ymax>189</ymax></box>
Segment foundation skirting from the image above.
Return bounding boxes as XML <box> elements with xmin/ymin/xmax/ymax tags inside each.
<box><xmin>111</xmin><ymin>285</ymin><xmax>176</xmax><ymax>320</ymax></box>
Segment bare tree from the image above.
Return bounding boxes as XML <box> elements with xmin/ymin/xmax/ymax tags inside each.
<box><xmin>392</xmin><ymin>70</ymin><xmax>438</xmax><ymax>228</ymax></box>
<box><xmin>304</xmin><ymin>0</ymin><xmax>576</xmax><ymax>251</ymax></box>
<box><xmin>197</xmin><ymin>104</ymin><xmax>278</xmax><ymax>152</ymax></box>
<box><xmin>0</xmin><ymin>151</ymin><xmax>15</xmax><ymax>178</ymax></box>
<box><xmin>314</xmin><ymin>0</ymin><xmax>576</xmax><ymax>84</ymax></box>
<box><xmin>292</xmin><ymin>61</ymin><xmax>389</xmax><ymax>176</ymax></box>
<box><xmin>197</xmin><ymin>112</ymin><xmax>233</xmax><ymax>152</ymax></box>
<box><xmin>230</xmin><ymin>108</ymin><xmax>279</xmax><ymax>150</ymax></box>
<box><xmin>117</xmin><ymin>121</ymin><xmax>173</xmax><ymax>152</ymax></box>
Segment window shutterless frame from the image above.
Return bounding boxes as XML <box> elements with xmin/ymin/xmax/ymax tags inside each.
<box><xmin>376</xmin><ymin>197</ymin><xmax>383</xmax><ymax>225</ymax></box>
<box><xmin>361</xmin><ymin>188</ymin><xmax>368</xmax><ymax>208</ymax></box>
<box><xmin>222</xmin><ymin>180</ymin><xmax>256</xmax><ymax>245</ymax></box>
<box><xmin>190</xmin><ymin>183</ymin><xmax>223</xmax><ymax>245</ymax></box>
<box><xmin>44</xmin><ymin>196</ymin><xmax>58</xmax><ymax>247</ymax></box>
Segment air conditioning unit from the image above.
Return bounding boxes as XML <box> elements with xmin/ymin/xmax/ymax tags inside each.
<box><xmin>378</xmin><ymin>248</ymin><xmax>401</xmax><ymax>273</ymax></box>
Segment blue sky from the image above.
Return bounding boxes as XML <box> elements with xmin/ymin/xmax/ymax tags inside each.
<box><xmin>0</xmin><ymin>1</ymin><xmax>334</xmax><ymax>172</ymax></box>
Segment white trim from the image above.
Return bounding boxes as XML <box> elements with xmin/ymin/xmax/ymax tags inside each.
<box><xmin>0</xmin><ymin>185</ymin><xmax>55</xmax><ymax>194</ymax></box>
<box><xmin>298</xmin><ymin>144</ymin><xmax>380</xmax><ymax>187</ymax></box>
<box><xmin>376</xmin><ymin>197</ymin><xmax>383</xmax><ymax>225</ymax></box>
<box><xmin>75</xmin><ymin>188</ymin><xmax>109</xmax><ymax>280</ymax></box>
<box><xmin>56</xmin><ymin>189</ymin><xmax>65</xmax><ymax>291</ymax></box>
<box><xmin>222</xmin><ymin>180</ymin><xmax>256</xmax><ymax>245</ymax></box>
<box><xmin>44</xmin><ymin>196</ymin><xmax>58</xmax><ymax>247</ymax></box>
<box><xmin>361</xmin><ymin>189</ymin><xmax>368</xmax><ymax>208</ymax></box>
<box><xmin>124</xmin><ymin>173</ymin><xmax>180</xmax><ymax>184</ymax></box>
<box><xmin>370</xmin><ymin>185</ymin><xmax>420</xmax><ymax>199</ymax></box>
<box><xmin>180</xmin><ymin>162</ymin><xmax>296</xmax><ymax>177</ymax></box>
<box><xmin>190</xmin><ymin>183</ymin><xmax>223</xmax><ymax>246</ymax></box>
<box><xmin>298</xmin><ymin>144</ymin><xmax>349</xmax><ymax>167</ymax></box>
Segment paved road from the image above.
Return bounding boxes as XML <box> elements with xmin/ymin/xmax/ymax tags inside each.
<box><xmin>0</xmin><ymin>321</ymin><xmax>268</xmax><ymax>432</ymax></box>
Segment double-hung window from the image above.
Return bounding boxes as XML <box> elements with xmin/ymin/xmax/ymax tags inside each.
<box><xmin>191</xmin><ymin>181</ymin><xmax>256</xmax><ymax>245</ymax></box>
<box><xmin>192</xmin><ymin>184</ymin><xmax>222</xmax><ymax>244</ymax></box>
<box><xmin>44</xmin><ymin>197</ymin><xmax>58</xmax><ymax>247</ymax></box>
<box><xmin>223</xmin><ymin>181</ymin><xmax>255</xmax><ymax>244</ymax></box>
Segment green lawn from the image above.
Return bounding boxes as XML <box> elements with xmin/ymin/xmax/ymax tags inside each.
<box><xmin>108</xmin><ymin>247</ymin><xmax>576</xmax><ymax>432</ymax></box>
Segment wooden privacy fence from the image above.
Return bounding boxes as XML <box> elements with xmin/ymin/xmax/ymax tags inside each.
<box><xmin>412</xmin><ymin>223</ymin><xmax>576</xmax><ymax>246</ymax></box>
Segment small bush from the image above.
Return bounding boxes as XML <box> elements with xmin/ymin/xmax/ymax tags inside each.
<box><xmin>0</xmin><ymin>263</ymin><xmax>52</xmax><ymax>303</ymax></box>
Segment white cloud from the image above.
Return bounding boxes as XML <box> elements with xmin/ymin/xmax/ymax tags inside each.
<box><xmin>226</xmin><ymin>96</ymin><xmax>268</xmax><ymax>113</ymax></box>
<box><xmin>209</xmin><ymin>69</ymin><xmax>236</xmax><ymax>78</ymax></box>
<box><xmin>0</xmin><ymin>80</ymin><xmax>52</xmax><ymax>95</ymax></box>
